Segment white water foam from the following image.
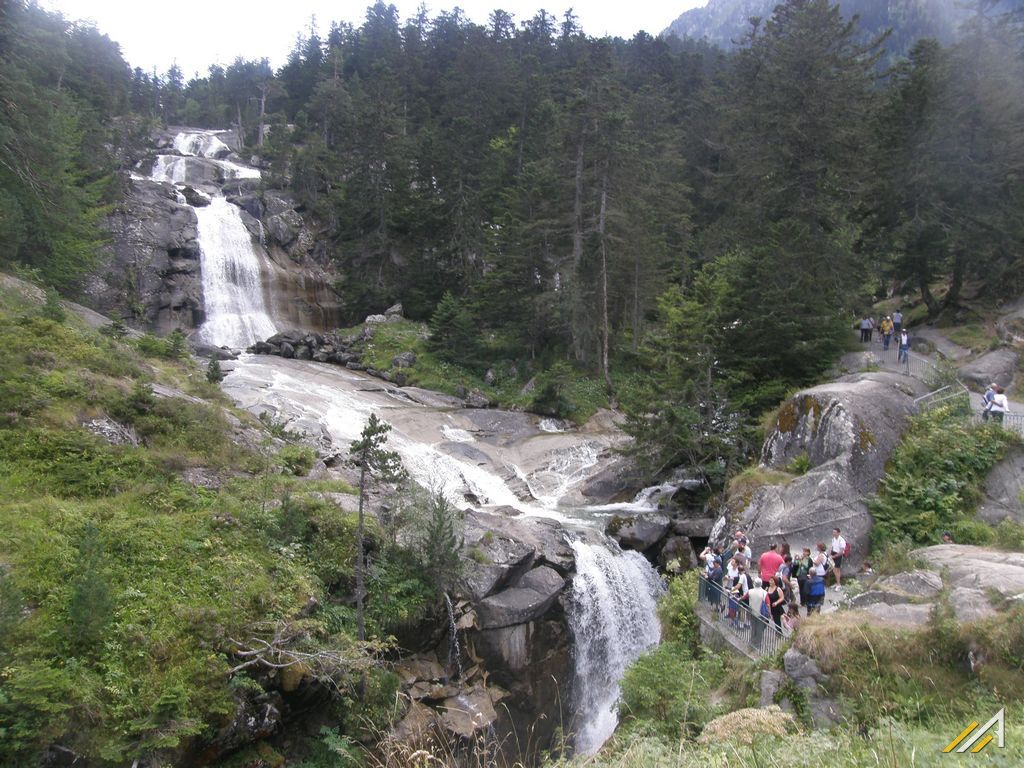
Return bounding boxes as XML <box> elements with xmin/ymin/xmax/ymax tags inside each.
<box><xmin>173</xmin><ymin>131</ymin><xmax>231</xmax><ymax>158</ymax></box>
<box><xmin>568</xmin><ymin>539</ymin><xmax>663</xmax><ymax>753</ymax></box>
<box><xmin>194</xmin><ymin>197</ymin><xmax>277</xmax><ymax>348</ymax></box>
<box><xmin>441</xmin><ymin>425</ymin><xmax>475</xmax><ymax>443</ymax></box>
<box><xmin>521</xmin><ymin>443</ymin><xmax>600</xmax><ymax>507</ymax></box>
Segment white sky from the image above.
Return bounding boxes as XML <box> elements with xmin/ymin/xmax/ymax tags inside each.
<box><xmin>41</xmin><ymin>0</ymin><xmax>708</xmax><ymax>81</ymax></box>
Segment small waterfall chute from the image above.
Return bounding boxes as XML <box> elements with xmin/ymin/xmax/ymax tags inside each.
<box><xmin>567</xmin><ymin>538</ymin><xmax>663</xmax><ymax>754</ymax></box>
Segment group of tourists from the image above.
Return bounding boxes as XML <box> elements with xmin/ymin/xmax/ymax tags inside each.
<box><xmin>698</xmin><ymin>528</ymin><xmax>850</xmax><ymax>637</ymax></box>
<box><xmin>858</xmin><ymin>310</ymin><xmax>909</xmax><ymax>362</ymax></box>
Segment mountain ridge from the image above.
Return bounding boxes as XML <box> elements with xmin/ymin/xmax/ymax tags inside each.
<box><xmin>663</xmin><ymin>0</ymin><xmax>999</xmax><ymax>56</ymax></box>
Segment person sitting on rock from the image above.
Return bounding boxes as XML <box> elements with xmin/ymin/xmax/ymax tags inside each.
<box><xmin>942</xmin><ymin>531</ymin><xmax>954</xmax><ymax>544</ymax></box>
<box><xmin>782</xmin><ymin>602</ymin><xmax>801</xmax><ymax>633</ymax></box>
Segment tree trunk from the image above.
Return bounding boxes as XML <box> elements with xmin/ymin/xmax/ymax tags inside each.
<box><xmin>571</xmin><ymin>136</ymin><xmax>585</xmax><ymax>362</ymax></box>
<box><xmin>944</xmin><ymin>248</ymin><xmax>966</xmax><ymax>310</ymax></box>
<box><xmin>355</xmin><ymin>461</ymin><xmax>368</xmax><ymax>643</ymax></box>
<box><xmin>235</xmin><ymin>102</ymin><xmax>245</xmax><ymax>151</ymax></box>
<box><xmin>598</xmin><ymin>169</ymin><xmax>612</xmax><ymax>392</ymax></box>
<box><xmin>258</xmin><ymin>84</ymin><xmax>267</xmax><ymax>148</ymax></box>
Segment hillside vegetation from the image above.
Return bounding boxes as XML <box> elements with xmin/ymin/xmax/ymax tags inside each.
<box><xmin>0</xmin><ymin>278</ymin><xmax>443</xmax><ymax>765</ymax></box>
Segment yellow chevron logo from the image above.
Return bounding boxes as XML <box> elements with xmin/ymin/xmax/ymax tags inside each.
<box><xmin>944</xmin><ymin>709</ymin><xmax>1005</xmax><ymax>754</ymax></box>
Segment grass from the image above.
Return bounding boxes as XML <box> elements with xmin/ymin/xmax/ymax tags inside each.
<box><xmin>726</xmin><ymin>465</ymin><xmax>793</xmax><ymax>504</ymax></box>
<box><xmin>944</xmin><ymin>323</ymin><xmax>999</xmax><ymax>353</ymax></box>
<box><xmin>343</xmin><ymin>319</ymin><xmax>613</xmax><ymax>424</ymax></box>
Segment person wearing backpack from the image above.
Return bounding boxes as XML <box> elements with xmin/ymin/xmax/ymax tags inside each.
<box><xmin>830</xmin><ymin>527</ymin><xmax>848</xmax><ymax>588</ymax></box>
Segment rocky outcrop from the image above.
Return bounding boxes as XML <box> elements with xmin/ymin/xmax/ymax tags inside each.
<box><xmin>607</xmin><ymin>514</ymin><xmax>670</xmax><ymax>554</ymax></box>
<box><xmin>735</xmin><ymin>372</ymin><xmax>929</xmax><ymax>562</ymax></box>
<box><xmin>89</xmin><ymin>177</ymin><xmax>203</xmax><ymax>335</ymax></box>
<box><xmin>757</xmin><ymin>648</ymin><xmax>839</xmax><ymax>729</ymax></box>
<box><xmin>958</xmin><ymin>349</ymin><xmax>1019</xmax><ymax>390</ymax></box>
<box><xmin>912</xmin><ymin>544</ymin><xmax>1024</xmax><ymax>599</ymax></box>
<box><xmin>977</xmin><ymin>447</ymin><xmax>1024</xmax><ymax>525</ymax></box>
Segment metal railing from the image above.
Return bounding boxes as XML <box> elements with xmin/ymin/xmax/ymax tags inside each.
<box><xmin>867</xmin><ymin>334</ymin><xmax>1024</xmax><ymax>437</ymax></box>
<box><xmin>697</xmin><ymin>575</ymin><xmax>785</xmax><ymax>658</ymax></box>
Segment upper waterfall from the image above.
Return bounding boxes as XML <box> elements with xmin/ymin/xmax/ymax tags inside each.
<box><xmin>148</xmin><ymin>129</ymin><xmax>276</xmax><ymax>348</ymax></box>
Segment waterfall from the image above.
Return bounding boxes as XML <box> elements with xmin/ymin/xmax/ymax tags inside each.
<box><xmin>194</xmin><ymin>197</ymin><xmax>277</xmax><ymax>348</ymax></box>
<box><xmin>147</xmin><ymin>129</ymin><xmax>276</xmax><ymax>348</ymax></box>
<box><xmin>567</xmin><ymin>539</ymin><xmax>663</xmax><ymax>754</ymax></box>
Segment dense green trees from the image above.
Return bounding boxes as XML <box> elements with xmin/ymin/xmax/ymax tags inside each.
<box><xmin>3</xmin><ymin>0</ymin><xmax>1022</xmax><ymax>485</ymax></box>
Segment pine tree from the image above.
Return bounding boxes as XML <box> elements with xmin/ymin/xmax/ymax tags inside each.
<box><xmin>349</xmin><ymin>414</ymin><xmax>405</xmax><ymax>642</ymax></box>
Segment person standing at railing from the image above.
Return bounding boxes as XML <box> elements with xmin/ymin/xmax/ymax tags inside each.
<box><xmin>747</xmin><ymin>577</ymin><xmax>766</xmax><ymax>641</ymax></box>
<box><xmin>981</xmin><ymin>383</ymin><xmax>997</xmax><ymax>420</ymax></box>
<box><xmin>766</xmin><ymin>576</ymin><xmax>786</xmax><ymax>629</ymax></box>
<box><xmin>898</xmin><ymin>329</ymin><xmax>910</xmax><ymax>363</ymax></box>
<box><xmin>795</xmin><ymin>547</ymin><xmax>813</xmax><ymax>607</ymax></box>
<box><xmin>892</xmin><ymin>308</ymin><xmax>903</xmax><ymax>335</ymax></box>
<box><xmin>989</xmin><ymin>386</ymin><xmax>1009</xmax><ymax>424</ymax></box>
<box><xmin>708</xmin><ymin>559</ymin><xmax>723</xmax><ymax>612</ymax></box>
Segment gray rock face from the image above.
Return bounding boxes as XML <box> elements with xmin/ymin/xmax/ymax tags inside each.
<box><xmin>475</xmin><ymin>566</ymin><xmax>565</xmax><ymax>629</ymax></box>
<box><xmin>949</xmin><ymin>587</ymin><xmax>998</xmax><ymax>623</ymax></box>
<box><xmin>977</xmin><ymin>448</ymin><xmax>1024</xmax><ymax>525</ymax></box>
<box><xmin>608</xmin><ymin>514</ymin><xmax>671</xmax><ymax>553</ymax></box>
<box><xmin>875</xmin><ymin>569</ymin><xmax>944</xmax><ymax>598</ymax></box>
<box><xmin>739</xmin><ymin>372</ymin><xmax>927</xmax><ymax>563</ymax></box>
<box><xmin>861</xmin><ymin>602</ymin><xmax>935</xmax><ymax>626</ymax></box>
<box><xmin>913</xmin><ymin>544</ymin><xmax>1024</xmax><ymax>598</ymax></box>
<box><xmin>959</xmin><ymin>349</ymin><xmax>1019</xmax><ymax>390</ymax></box>
<box><xmin>580</xmin><ymin>457</ymin><xmax>642</xmax><ymax>504</ymax></box>
<box><xmin>91</xmin><ymin>177</ymin><xmax>203</xmax><ymax>335</ymax></box>
<box><xmin>392</xmin><ymin>351</ymin><xmax>417</xmax><ymax>369</ymax></box>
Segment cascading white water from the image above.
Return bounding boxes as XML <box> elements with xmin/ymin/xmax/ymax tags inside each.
<box><xmin>147</xmin><ymin>130</ymin><xmax>276</xmax><ymax>348</ymax></box>
<box><xmin>567</xmin><ymin>539</ymin><xmax>663</xmax><ymax>754</ymax></box>
<box><xmin>194</xmin><ymin>197</ymin><xmax>277</xmax><ymax>347</ymax></box>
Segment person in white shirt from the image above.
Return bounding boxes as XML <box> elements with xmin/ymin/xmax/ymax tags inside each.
<box><xmin>989</xmin><ymin>386</ymin><xmax>1010</xmax><ymax>424</ymax></box>
<box><xmin>830</xmin><ymin>527</ymin><xmax>847</xmax><ymax>587</ymax></box>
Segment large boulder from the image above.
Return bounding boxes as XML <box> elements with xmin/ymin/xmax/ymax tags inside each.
<box><xmin>738</xmin><ymin>372</ymin><xmax>928</xmax><ymax>562</ymax></box>
<box><xmin>977</xmin><ymin>447</ymin><xmax>1024</xmax><ymax>525</ymax></box>
<box><xmin>958</xmin><ymin>349</ymin><xmax>1019</xmax><ymax>390</ymax></box>
<box><xmin>874</xmin><ymin>569</ymin><xmax>943</xmax><ymax>599</ymax></box>
<box><xmin>475</xmin><ymin>566</ymin><xmax>565</xmax><ymax>629</ymax></box>
<box><xmin>912</xmin><ymin>544</ymin><xmax>1024</xmax><ymax>597</ymax></box>
<box><xmin>607</xmin><ymin>514</ymin><xmax>671</xmax><ymax>553</ymax></box>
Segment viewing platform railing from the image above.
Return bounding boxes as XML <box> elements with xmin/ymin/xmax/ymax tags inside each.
<box><xmin>697</xmin><ymin>575</ymin><xmax>785</xmax><ymax>658</ymax></box>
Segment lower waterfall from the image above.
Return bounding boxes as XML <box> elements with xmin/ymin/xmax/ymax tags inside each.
<box><xmin>567</xmin><ymin>539</ymin><xmax>664</xmax><ymax>754</ymax></box>
<box><xmin>194</xmin><ymin>196</ymin><xmax>277</xmax><ymax>348</ymax></box>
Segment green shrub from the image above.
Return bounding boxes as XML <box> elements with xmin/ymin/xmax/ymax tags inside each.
<box><xmin>657</xmin><ymin>571</ymin><xmax>700</xmax><ymax>652</ymax></box>
<box><xmin>870</xmin><ymin>408</ymin><xmax>1017</xmax><ymax>546</ymax></box>
<box><xmin>618</xmin><ymin>642</ymin><xmax>725</xmax><ymax>740</ymax></box>
<box><xmin>279</xmin><ymin>444</ymin><xmax>316</xmax><ymax>476</ymax></box>
<box><xmin>206</xmin><ymin>359</ymin><xmax>225</xmax><ymax>383</ymax></box>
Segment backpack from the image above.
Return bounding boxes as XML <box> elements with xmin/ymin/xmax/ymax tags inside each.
<box><xmin>843</xmin><ymin>540</ymin><xmax>851</xmax><ymax>558</ymax></box>
<box><xmin>820</xmin><ymin>554</ymin><xmax>832</xmax><ymax>573</ymax></box>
